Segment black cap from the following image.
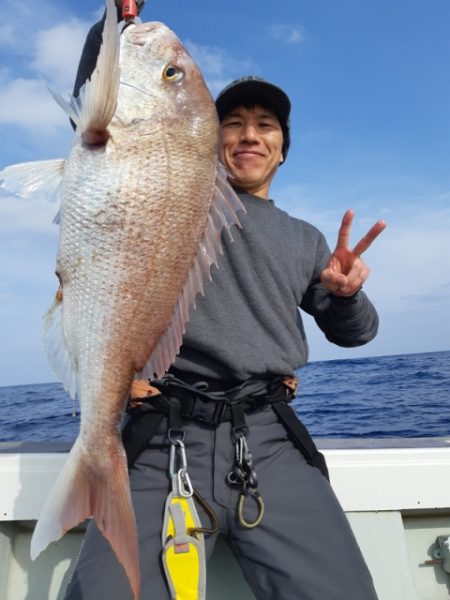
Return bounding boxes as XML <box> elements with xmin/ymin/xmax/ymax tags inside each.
<box><xmin>215</xmin><ymin>76</ymin><xmax>291</xmax><ymax>161</ymax></box>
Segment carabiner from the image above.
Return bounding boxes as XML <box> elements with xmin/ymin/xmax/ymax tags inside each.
<box><xmin>177</xmin><ymin>467</ymin><xmax>194</xmax><ymax>498</ymax></box>
<box><xmin>169</xmin><ymin>438</ymin><xmax>194</xmax><ymax>497</ymax></box>
<box><xmin>226</xmin><ymin>464</ymin><xmax>247</xmax><ymax>487</ymax></box>
<box><xmin>233</xmin><ymin>433</ymin><xmax>258</xmax><ymax>489</ymax></box>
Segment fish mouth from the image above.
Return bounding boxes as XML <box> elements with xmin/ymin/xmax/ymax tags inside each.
<box><xmin>125</xmin><ymin>21</ymin><xmax>176</xmax><ymax>47</ymax></box>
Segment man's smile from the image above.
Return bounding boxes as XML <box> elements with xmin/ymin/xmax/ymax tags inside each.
<box><xmin>233</xmin><ymin>150</ymin><xmax>265</xmax><ymax>158</ymax></box>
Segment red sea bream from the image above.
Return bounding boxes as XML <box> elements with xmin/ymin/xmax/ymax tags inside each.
<box><xmin>0</xmin><ymin>0</ymin><xmax>243</xmax><ymax>597</ymax></box>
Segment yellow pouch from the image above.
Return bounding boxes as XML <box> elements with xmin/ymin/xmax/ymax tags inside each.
<box><xmin>162</xmin><ymin>492</ymin><xmax>206</xmax><ymax>600</ymax></box>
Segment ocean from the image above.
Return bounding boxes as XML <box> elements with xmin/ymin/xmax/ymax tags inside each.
<box><xmin>0</xmin><ymin>350</ymin><xmax>449</xmax><ymax>442</ymax></box>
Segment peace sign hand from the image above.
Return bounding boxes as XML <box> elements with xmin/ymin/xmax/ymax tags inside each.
<box><xmin>320</xmin><ymin>210</ymin><xmax>386</xmax><ymax>297</ymax></box>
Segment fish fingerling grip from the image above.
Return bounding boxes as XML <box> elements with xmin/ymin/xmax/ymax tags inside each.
<box><xmin>122</xmin><ymin>0</ymin><xmax>138</xmax><ymax>19</ymax></box>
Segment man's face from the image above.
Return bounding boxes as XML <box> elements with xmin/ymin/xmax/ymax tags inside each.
<box><xmin>219</xmin><ymin>105</ymin><xmax>284</xmax><ymax>199</ymax></box>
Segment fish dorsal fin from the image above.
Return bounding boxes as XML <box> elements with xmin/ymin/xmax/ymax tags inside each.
<box><xmin>50</xmin><ymin>0</ymin><xmax>120</xmax><ymax>138</ymax></box>
<box><xmin>0</xmin><ymin>159</ymin><xmax>65</xmax><ymax>201</ymax></box>
<box><xmin>44</xmin><ymin>297</ymin><xmax>79</xmax><ymax>400</ymax></box>
<box><xmin>140</xmin><ymin>164</ymin><xmax>246</xmax><ymax>379</ymax></box>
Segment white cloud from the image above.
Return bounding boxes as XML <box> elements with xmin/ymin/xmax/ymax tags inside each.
<box><xmin>31</xmin><ymin>18</ymin><xmax>90</xmax><ymax>91</ymax></box>
<box><xmin>0</xmin><ymin>7</ymin><xmax>91</xmax><ymax>139</ymax></box>
<box><xmin>0</xmin><ymin>194</ymin><xmax>58</xmax><ymax>339</ymax></box>
<box><xmin>274</xmin><ymin>181</ymin><xmax>349</xmax><ymax>235</ymax></box>
<box><xmin>0</xmin><ymin>24</ymin><xmax>15</xmax><ymax>47</ymax></box>
<box><xmin>369</xmin><ymin>217</ymin><xmax>450</xmax><ymax>313</ymax></box>
<box><xmin>0</xmin><ymin>78</ymin><xmax>68</xmax><ymax>133</ymax></box>
<box><xmin>0</xmin><ymin>192</ymin><xmax>58</xmax><ymax>235</ymax></box>
<box><xmin>268</xmin><ymin>24</ymin><xmax>304</xmax><ymax>45</ymax></box>
<box><xmin>185</xmin><ymin>40</ymin><xmax>257</xmax><ymax>96</ymax></box>
<box><xmin>0</xmin><ymin>0</ymin><xmax>62</xmax><ymax>56</ymax></box>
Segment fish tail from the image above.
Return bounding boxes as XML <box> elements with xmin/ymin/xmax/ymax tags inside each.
<box><xmin>30</xmin><ymin>437</ymin><xmax>140</xmax><ymax>600</ymax></box>
<box><xmin>50</xmin><ymin>0</ymin><xmax>120</xmax><ymax>142</ymax></box>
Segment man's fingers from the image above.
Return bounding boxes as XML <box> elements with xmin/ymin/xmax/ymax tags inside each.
<box><xmin>322</xmin><ymin>259</ymin><xmax>368</xmax><ymax>296</ymax></box>
<box><xmin>352</xmin><ymin>220</ymin><xmax>387</xmax><ymax>257</ymax></box>
<box><xmin>130</xmin><ymin>379</ymin><xmax>153</xmax><ymax>398</ymax></box>
<box><xmin>335</xmin><ymin>209</ymin><xmax>354</xmax><ymax>249</ymax></box>
<box><xmin>321</xmin><ymin>269</ymin><xmax>345</xmax><ymax>292</ymax></box>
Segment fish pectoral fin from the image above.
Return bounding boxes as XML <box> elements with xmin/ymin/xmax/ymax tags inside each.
<box><xmin>51</xmin><ymin>0</ymin><xmax>120</xmax><ymax>142</ymax></box>
<box><xmin>0</xmin><ymin>159</ymin><xmax>65</xmax><ymax>204</ymax></box>
<box><xmin>211</xmin><ymin>162</ymin><xmax>247</xmax><ymax>240</ymax></box>
<box><xmin>140</xmin><ymin>163</ymin><xmax>246</xmax><ymax>379</ymax></box>
<box><xmin>30</xmin><ymin>438</ymin><xmax>140</xmax><ymax>600</ymax></box>
<box><xmin>44</xmin><ymin>298</ymin><xmax>79</xmax><ymax>400</ymax></box>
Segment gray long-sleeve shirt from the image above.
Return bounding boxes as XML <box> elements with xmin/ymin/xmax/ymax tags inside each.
<box><xmin>173</xmin><ymin>193</ymin><xmax>379</xmax><ymax>381</ymax></box>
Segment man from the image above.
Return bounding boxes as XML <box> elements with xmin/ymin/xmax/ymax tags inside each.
<box><xmin>65</xmin><ymin>8</ymin><xmax>385</xmax><ymax>600</ymax></box>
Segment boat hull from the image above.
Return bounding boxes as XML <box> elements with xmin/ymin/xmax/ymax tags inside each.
<box><xmin>2</xmin><ymin>439</ymin><xmax>450</xmax><ymax>600</ymax></box>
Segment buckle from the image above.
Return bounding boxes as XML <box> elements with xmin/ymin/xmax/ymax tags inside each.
<box><xmin>212</xmin><ymin>402</ymin><xmax>227</xmax><ymax>425</ymax></box>
<box><xmin>185</xmin><ymin>395</ymin><xmax>228</xmax><ymax>426</ymax></box>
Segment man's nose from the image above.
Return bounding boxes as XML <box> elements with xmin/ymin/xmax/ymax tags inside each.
<box><xmin>240</xmin><ymin>124</ymin><xmax>258</xmax><ymax>142</ymax></box>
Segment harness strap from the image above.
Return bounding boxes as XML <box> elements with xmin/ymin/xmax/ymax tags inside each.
<box><xmin>230</xmin><ymin>402</ymin><xmax>248</xmax><ymax>434</ymax></box>
<box><xmin>122</xmin><ymin>375</ymin><xmax>329</xmax><ymax>482</ymax></box>
<box><xmin>122</xmin><ymin>411</ymin><xmax>164</xmax><ymax>468</ymax></box>
<box><xmin>271</xmin><ymin>400</ymin><xmax>329</xmax><ymax>481</ymax></box>
<box><xmin>168</xmin><ymin>397</ymin><xmax>184</xmax><ymax>437</ymax></box>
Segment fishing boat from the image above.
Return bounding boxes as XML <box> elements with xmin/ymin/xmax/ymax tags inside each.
<box><xmin>1</xmin><ymin>438</ymin><xmax>450</xmax><ymax>600</ymax></box>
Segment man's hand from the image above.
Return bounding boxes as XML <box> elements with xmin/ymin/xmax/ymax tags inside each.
<box><xmin>130</xmin><ymin>379</ymin><xmax>154</xmax><ymax>398</ymax></box>
<box><xmin>320</xmin><ymin>209</ymin><xmax>386</xmax><ymax>297</ymax></box>
<box><xmin>127</xmin><ymin>379</ymin><xmax>160</xmax><ymax>409</ymax></box>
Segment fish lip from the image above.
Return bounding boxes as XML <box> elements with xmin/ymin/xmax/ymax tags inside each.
<box><xmin>125</xmin><ymin>21</ymin><xmax>169</xmax><ymax>43</ymax></box>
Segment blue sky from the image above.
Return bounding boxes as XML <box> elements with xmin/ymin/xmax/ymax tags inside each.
<box><xmin>0</xmin><ymin>0</ymin><xmax>449</xmax><ymax>386</ymax></box>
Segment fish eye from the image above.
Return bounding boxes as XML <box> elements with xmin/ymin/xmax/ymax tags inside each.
<box><xmin>163</xmin><ymin>65</ymin><xmax>184</xmax><ymax>82</ymax></box>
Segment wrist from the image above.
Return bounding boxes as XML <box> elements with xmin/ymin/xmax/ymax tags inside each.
<box><xmin>328</xmin><ymin>288</ymin><xmax>362</xmax><ymax>305</ymax></box>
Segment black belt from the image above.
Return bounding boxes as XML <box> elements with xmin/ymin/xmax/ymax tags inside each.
<box><xmin>143</xmin><ymin>376</ymin><xmax>285</xmax><ymax>426</ymax></box>
<box><xmin>123</xmin><ymin>376</ymin><xmax>284</xmax><ymax>466</ymax></box>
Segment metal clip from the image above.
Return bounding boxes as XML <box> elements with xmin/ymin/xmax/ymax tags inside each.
<box><xmin>227</xmin><ymin>432</ymin><xmax>259</xmax><ymax>490</ymax></box>
<box><xmin>236</xmin><ymin>433</ymin><xmax>258</xmax><ymax>489</ymax></box>
<box><xmin>177</xmin><ymin>468</ymin><xmax>194</xmax><ymax>498</ymax></box>
<box><xmin>169</xmin><ymin>438</ymin><xmax>193</xmax><ymax>498</ymax></box>
<box><xmin>236</xmin><ymin>434</ymin><xmax>245</xmax><ymax>466</ymax></box>
<box><xmin>227</xmin><ymin>426</ymin><xmax>265</xmax><ymax>527</ymax></box>
<box><xmin>226</xmin><ymin>464</ymin><xmax>247</xmax><ymax>487</ymax></box>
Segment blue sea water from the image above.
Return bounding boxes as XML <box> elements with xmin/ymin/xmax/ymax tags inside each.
<box><xmin>0</xmin><ymin>350</ymin><xmax>449</xmax><ymax>442</ymax></box>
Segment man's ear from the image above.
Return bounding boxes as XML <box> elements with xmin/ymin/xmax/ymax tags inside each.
<box><xmin>279</xmin><ymin>153</ymin><xmax>284</xmax><ymax>165</ymax></box>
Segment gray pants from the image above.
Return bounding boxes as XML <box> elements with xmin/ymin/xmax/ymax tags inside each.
<box><xmin>64</xmin><ymin>406</ymin><xmax>378</xmax><ymax>600</ymax></box>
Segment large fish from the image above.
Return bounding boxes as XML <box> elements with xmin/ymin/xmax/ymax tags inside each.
<box><xmin>0</xmin><ymin>1</ymin><xmax>243</xmax><ymax>597</ymax></box>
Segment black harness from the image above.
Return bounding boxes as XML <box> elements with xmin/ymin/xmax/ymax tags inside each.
<box><xmin>122</xmin><ymin>374</ymin><xmax>329</xmax><ymax>481</ymax></box>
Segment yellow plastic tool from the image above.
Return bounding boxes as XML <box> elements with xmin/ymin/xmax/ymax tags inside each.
<box><xmin>162</xmin><ymin>437</ymin><xmax>206</xmax><ymax>599</ymax></box>
<box><xmin>162</xmin><ymin>492</ymin><xmax>206</xmax><ymax>600</ymax></box>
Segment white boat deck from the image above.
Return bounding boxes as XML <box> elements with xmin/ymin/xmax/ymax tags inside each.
<box><xmin>1</xmin><ymin>439</ymin><xmax>450</xmax><ymax>600</ymax></box>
